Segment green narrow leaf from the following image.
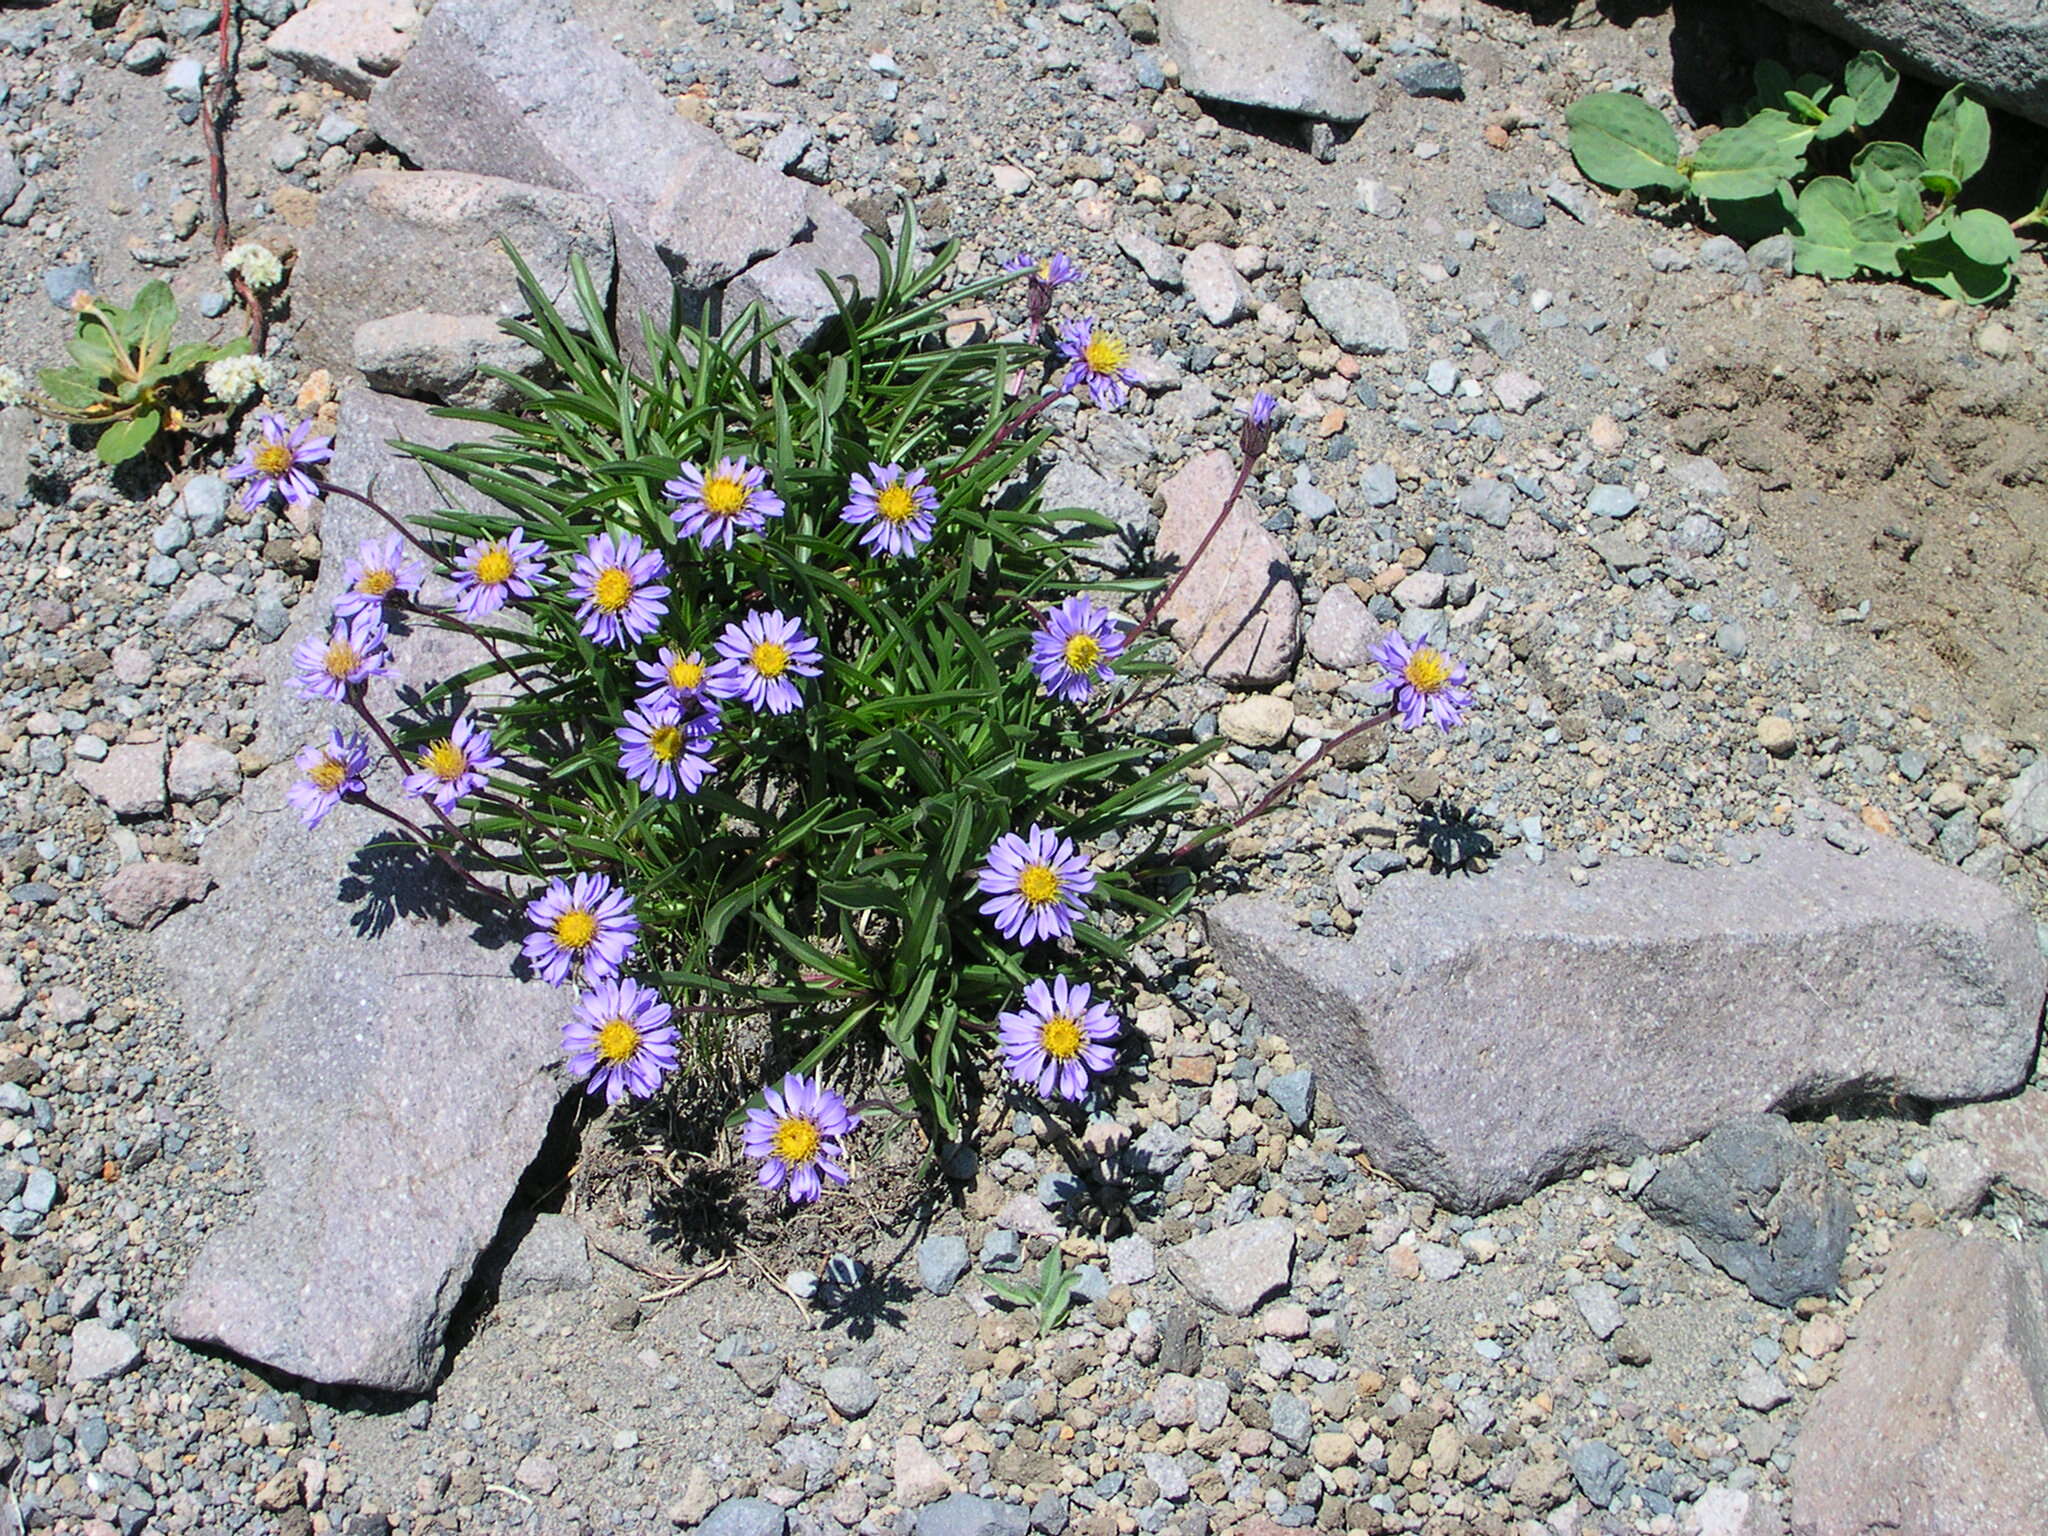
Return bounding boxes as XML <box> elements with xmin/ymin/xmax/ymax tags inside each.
<box><xmin>1843</xmin><ymin>51</ymin><xmax>1897</xmax><ymax>127</ymax></box>
<box><xmin>94</xmin><ymin>411</ymin><xmax>160</xmax><ymax>465</ymax></box>
<box><xmin>1564</xmin><ymin>92</ymin><xmax>1687</xmax><ymax>194</ymax></box>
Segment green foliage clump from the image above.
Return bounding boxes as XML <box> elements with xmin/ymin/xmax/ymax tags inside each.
<box><xmin>399</xmin><ymin>228</ymin><xmax>1210</xmax><ymax>1137</ymax></box>
<box><xmin>1565</xmin><ymin>52</ymin><xmax>2046</xmax><ymax>304</ymax></box>
<box><xmin>33</xmin><ymin>281</ymin><xmax>251</xmax><ymax>463</ymax></box>
<box><xmin>986</xmin><ymin>1248</ymin><xmax>1086</xmax><ymax>1336</ymax></box>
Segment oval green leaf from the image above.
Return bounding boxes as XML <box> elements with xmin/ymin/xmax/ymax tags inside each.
<box><xmin>94</xmin><ymin>411</ymin><xmax>160</xmax><ymax>466</ymax></box>
<box><xmin>1923</xmin><ymin>85</ymin><xmax>1991</xmax><ymax>185</ymax></box>
<box><xmin>1566</xmin><ymin>92</ymin><xmax>1686</xmax><ymax>195</ymax></box>
<box><xmin>1843</xmin><ymin>52</ymin><xmax>1898</xmax><ymax>127</ymax></box>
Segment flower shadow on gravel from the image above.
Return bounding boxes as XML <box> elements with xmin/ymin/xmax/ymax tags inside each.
<box><xmin>336</xmin><ymin>833</ymin><xmax>518</xmax><ymax>944</ymax></box>
<box><xmin>1408</xmin><ymin>799</ymin><xmax>1500</xmax><ymax>874</ymax></box>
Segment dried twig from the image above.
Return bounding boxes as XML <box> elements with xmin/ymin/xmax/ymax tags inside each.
<box><xmin>200</xmin><ymin>0</ymin><xmax>266</xmax><ymax>350</ymax></box>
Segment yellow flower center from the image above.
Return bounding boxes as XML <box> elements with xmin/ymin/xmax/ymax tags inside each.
<box><xmin>553</xmin><ymin>908</ymin><xmax>597</xmax><ymax>951</ymax></box>
<box><xmin>649</xmin><ymin>724</ymin><xmax>684</xmax><ymax>763</ymax></box>
<box><xmin>1035</xmin><ymin>259</ymin><xmax>1054</xmax><ymax>281</ymax></box>
<box><xmin>876</xmin><ymin>483</ymin><xmax>918</xmax><ymax>525</ymax></box>
<box><xmin>358</xmin><ymin>567</ymin><xmax>396</xmax><ymax>597</ymax></box>
<box><xmin>1403</xmin><ymin>647</ymin><xmax>1452</xmax><ymax>694</ymax></box>
<box><xmin>750</xmin><ymin>640</ymin><xmax>789</xmax><ymax>678</ymax></box>
<box><xmin>473</xmin><ymin>547</ymin><xmax>515</xmax><ymax>586</ymax></box>
<box><xmin>701</xmin><ymin>476</ymin><xmax>747</xmax><ymax>518</ymax></box>
<box><xmin>1062</xmin><ymin>633</ymin><xmax>1102</xmax><ymax>672</ymax></box>
<box><xmin>322</xmin><ymin>640</ymin><xmax>361</xmax><ymax>680</ymax></box>
<box><xmin>307</xmin><ymin>755</ymin><xmax>347</xmax><ymax>792</ymax></box>
<box><xmin>592</xmin><ymin>567</ymin><xmax>632</xmax><ymax>614</ymax></box>
<box><xmin>667</xmin><ymin>657</ymin><xmax>705</xmax><ymax>691</ymax></box>
<box><xmin>595</xmin><ymin>1019</ymin><xmax>641</xmax><ymax>1064</ymax></box>
<box><xmin>1082</xmin><ymin>333</ymin><xmax>1128</xmax><ymax>375</ymax></box>
<box><xmin>419</xmin><ymin>738</ymin><xmax>468</xmax><ymax>784</ymax></box>
<box><xmin>1040</xmin><ymin>1014</ymin><xmax>1083</xmax><ymax>1061</ymax></box>
<box><xmin>772</xmin><ymin>1116</ymin><xmax>822</xmax><ymax>1165</ymax></box>
<box><xmin>1017</xmin><ymin>862</ymin><xmax>1061</xmax><ymax>907</ymax></box>
<box><xmin>253</xmin><ymin>443</ymin><xmax>294</xmax><ymax>476</ymax></box>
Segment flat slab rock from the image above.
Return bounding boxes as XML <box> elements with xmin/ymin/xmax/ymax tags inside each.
<box><xmin>1757</xmin><ymin>0</ymin><xmax>2048</xmax><ymax>129</ymax></box>
<box><xmin>1154</xmin><ymin>450</ymin><xmax>1299</xmax><ymax>688</ymax></box>
<box><xmin>1790</xmin><ymin>1233</ymin><xmax>2048</xmax><ymax>1536</ymax></box>
<box><xmin>161</xmin><ymin>390</ymin><xmax>564</xmax><ymax>1393</ymax></box>
<box><xmin>1166</xmin><ymin>1215</ymin><xmax>1294</xmax><ymax>1316</ymax></box>
<box><xmin>1206</xmin><ymin>834</ymin><xmax>2046</xmax><ymax>1213</ymax></box>
<box><xmin>292</xmin><ymin>168</ymin><xmax>615</xmax><ymax>372</ymax></box>
<box><xmin>367</xmin><ymin>0</ymin><xmax>821</xmax><ymax>338</ymax></box>
<box><xmin>1157</xmin><ymin>0</ymin><xmax>1375</xmax><ymax>124</ymax></box>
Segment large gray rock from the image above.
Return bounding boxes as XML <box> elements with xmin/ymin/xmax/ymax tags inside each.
<box><xmin>1157</xmin><ymin>0</ymin><xmax>1375</xmax><ymax>124</ymax></box>
<box><xmin>293</xmin><ymin>169</ymin><xmax>614</xmax><ymax>369</ymax></box>
<box><xmin>1637</xmin><ymin>1116</ymin><xmax>1853</xmax><ymax>1307</ymax></box>
<box><xmin>368</xmin><ymin>0</ymin><xmax>809</xmax><ymax>330</ymax></box>
<box><xmin>1935</xmin><ymin>1077</ymin><xmax>2048</xmax><ymax>1210</ymax></box>
<box><xmin>267</xmin><ymin>0</ymin><xmax>420</xmax><ymax>98</ymax></box>
<box><xmin>1154</xmin><ymin>449</ymin><xmax>1299</xmax><ymax>688</ymax></box>
<box><xmin>1790</xmin><ymin>1234</ymin><xmax>2048</xmax><ymax>1535</ymax></box>
<box><xmin>1301</xmin><ymin>277</ymin><xmax>1409</xmax><ymax>355</ymax></box>
<box><xmin>162</xmin><ymin>389</ymin><xmax>565</xmax><ymax>1393</ymax></box>
<box><xmin>1758</xmin><ymin>0</ymin><xmax>2048</xmax><ymax>129</ymax></box>
<box><xmin>1207</xmin><ymin>835</ymin><xmax>2046</xmax><ymax>1213</ymax></box>
<box><xmin>722</xmin><ymin>186</ymin><xmax>883</xmax><ymax>351</ymax></box>
<box><xmin>353</xmin><ymin>310</ymin><xmax>545</xmax><ymax>411</ymax></box>
<box><xmin>1039</xmin><ymin>456</ymin><xmax>1156</xmax><ymax>571</ymax></box>
<box><xmin>1165</xmin><ymin>1215</ymin><xmax>1294</xmax><ymax>1317</ymax></box>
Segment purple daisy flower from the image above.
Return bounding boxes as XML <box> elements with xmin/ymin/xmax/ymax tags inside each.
<box><xmin>522</xmin><ymin>871</ymin><xmax>640</xmax><ymax>988</ymax></box>
<box><xmin>634</xmin><ymin>647</ymin><xmax>741</xmax><ymax>711</ymax></box>
<box><xmin>1369</xmin><ymin>630</ymin><xmax>1473</xmax><ymax>733</ymax></box>
<box><xmin>225</xmin><ymin>412</ymin><xmax>333</xmax><ymax>512</ymax></box>
<box><xmin>715</xmin><ymin>609</ymin><xmax>823</xmax><ymax>715</ymax></box>
<box><xmin>289</xmin><ymin>611</ymin><xmax>395</xmax><ymax>702</ymax></box>
<box><xmin>562</xmin><ymin>977</ymin><xmax>678</xmax><ymax>1106</ymax></box>
<box><xmin>1058</xmin><ymin>317</ymin><xmax>1135</xmax><ymax>410</ymax></box>
<box><xmin>741</xmin><ymin>1073</ymin><xmax>860</xmax><ymax>1204</ymax></box>
<box><xmin>333</xmin><ymin>532</ymin><xmax>428</xmax><ymax>619</ymax></box>
<box><xmin>452</xmin><ymin>527</ymin><xmax>553</xmax><ymax>619</ymax></box>
<box><xmin>401</xmin><ymin>714</ymin><xmax>503</xmax><ymax>813</ymax></box>
<box><xmin>1002</xmin><ymin>251</ymin><xmax>1081</xmax><ymax>286</ymax></box>
<box><xmin>1030</xmin><ymin>597</ymin><xmax>1127</xmax><ymax>704</ymax></box>
<box><xmin>617</xmin><ymin>698</ymin><xmax>720</xmax><ymax>800</ymax></box>
<box><xmin>665</xmin><ymin>456</ymin><xmax>786</xmax><ymax>551</ymax></box>
<box><xmin>976</xmin><ymin>824</ymin><xmax>1095</xmax><ymax>946</ymax></box>
<box><xmin>997</xmin><ymin>975</ymin><xmax>1120</xmax><ymax>1101</ymax></box>
<box><xmin>285</xmin><ymin>729</ymin><xmax>371</xmax><ymax>830</ymax></box>
<box><xmin>840</xmin><ymin>462</ymin><xmax>939</xmax><ymax>559</ymax></box>
<box><xmin>569</xmin><ymin>531</ymin><xmax>669</xmax><ymax>648</ymax></box>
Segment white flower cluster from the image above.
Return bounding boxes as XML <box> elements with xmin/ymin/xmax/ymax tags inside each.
<box><xmin>205</xmin><ymin>353</ymin><xmax>273</xmax><ymax>406</ymax></box>
<box><xmin>221</xmin><ymin>241</ymin><xmax>285</xmax><ymax>291</ymax></box>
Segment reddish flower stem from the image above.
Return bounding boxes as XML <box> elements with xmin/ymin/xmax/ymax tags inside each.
<box><xmin>1168</xmin><ymin>707</ymin><xmax>1396</xmax><ymax>861</ymax></box>
<box><xmin>939</xmin><ymin>386</ymin><xmax>1068</xmax><ymax>483</ymax></box>
<box><xmin>351</xmin><ymin>791</ymin><xmax>505</xmax><ymax>901</ymax></box>
<box><xmin>201</xmin><ymin>0</ymin><xmax>265</xmax><ymax>351</ymax></box>
<box><xmin>317</xmin><ymin>479</ymin><xmax>541</xmax><ymax>696</ymax></box>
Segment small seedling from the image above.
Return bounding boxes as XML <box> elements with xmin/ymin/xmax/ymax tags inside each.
<box><xmin>1565</xmin><ymin>51</ymin><xmax>2045</xmax><ymax>305</ymax></box>
<box><xmin>30</xmin><ymin>281</ymin><xmax>250</xmax><ymax>463</ymax></box>
<box><xmin>985</xmin><ymin>1249</ymin><xmax>1084</xmax><ymax>1337</ymax></box>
